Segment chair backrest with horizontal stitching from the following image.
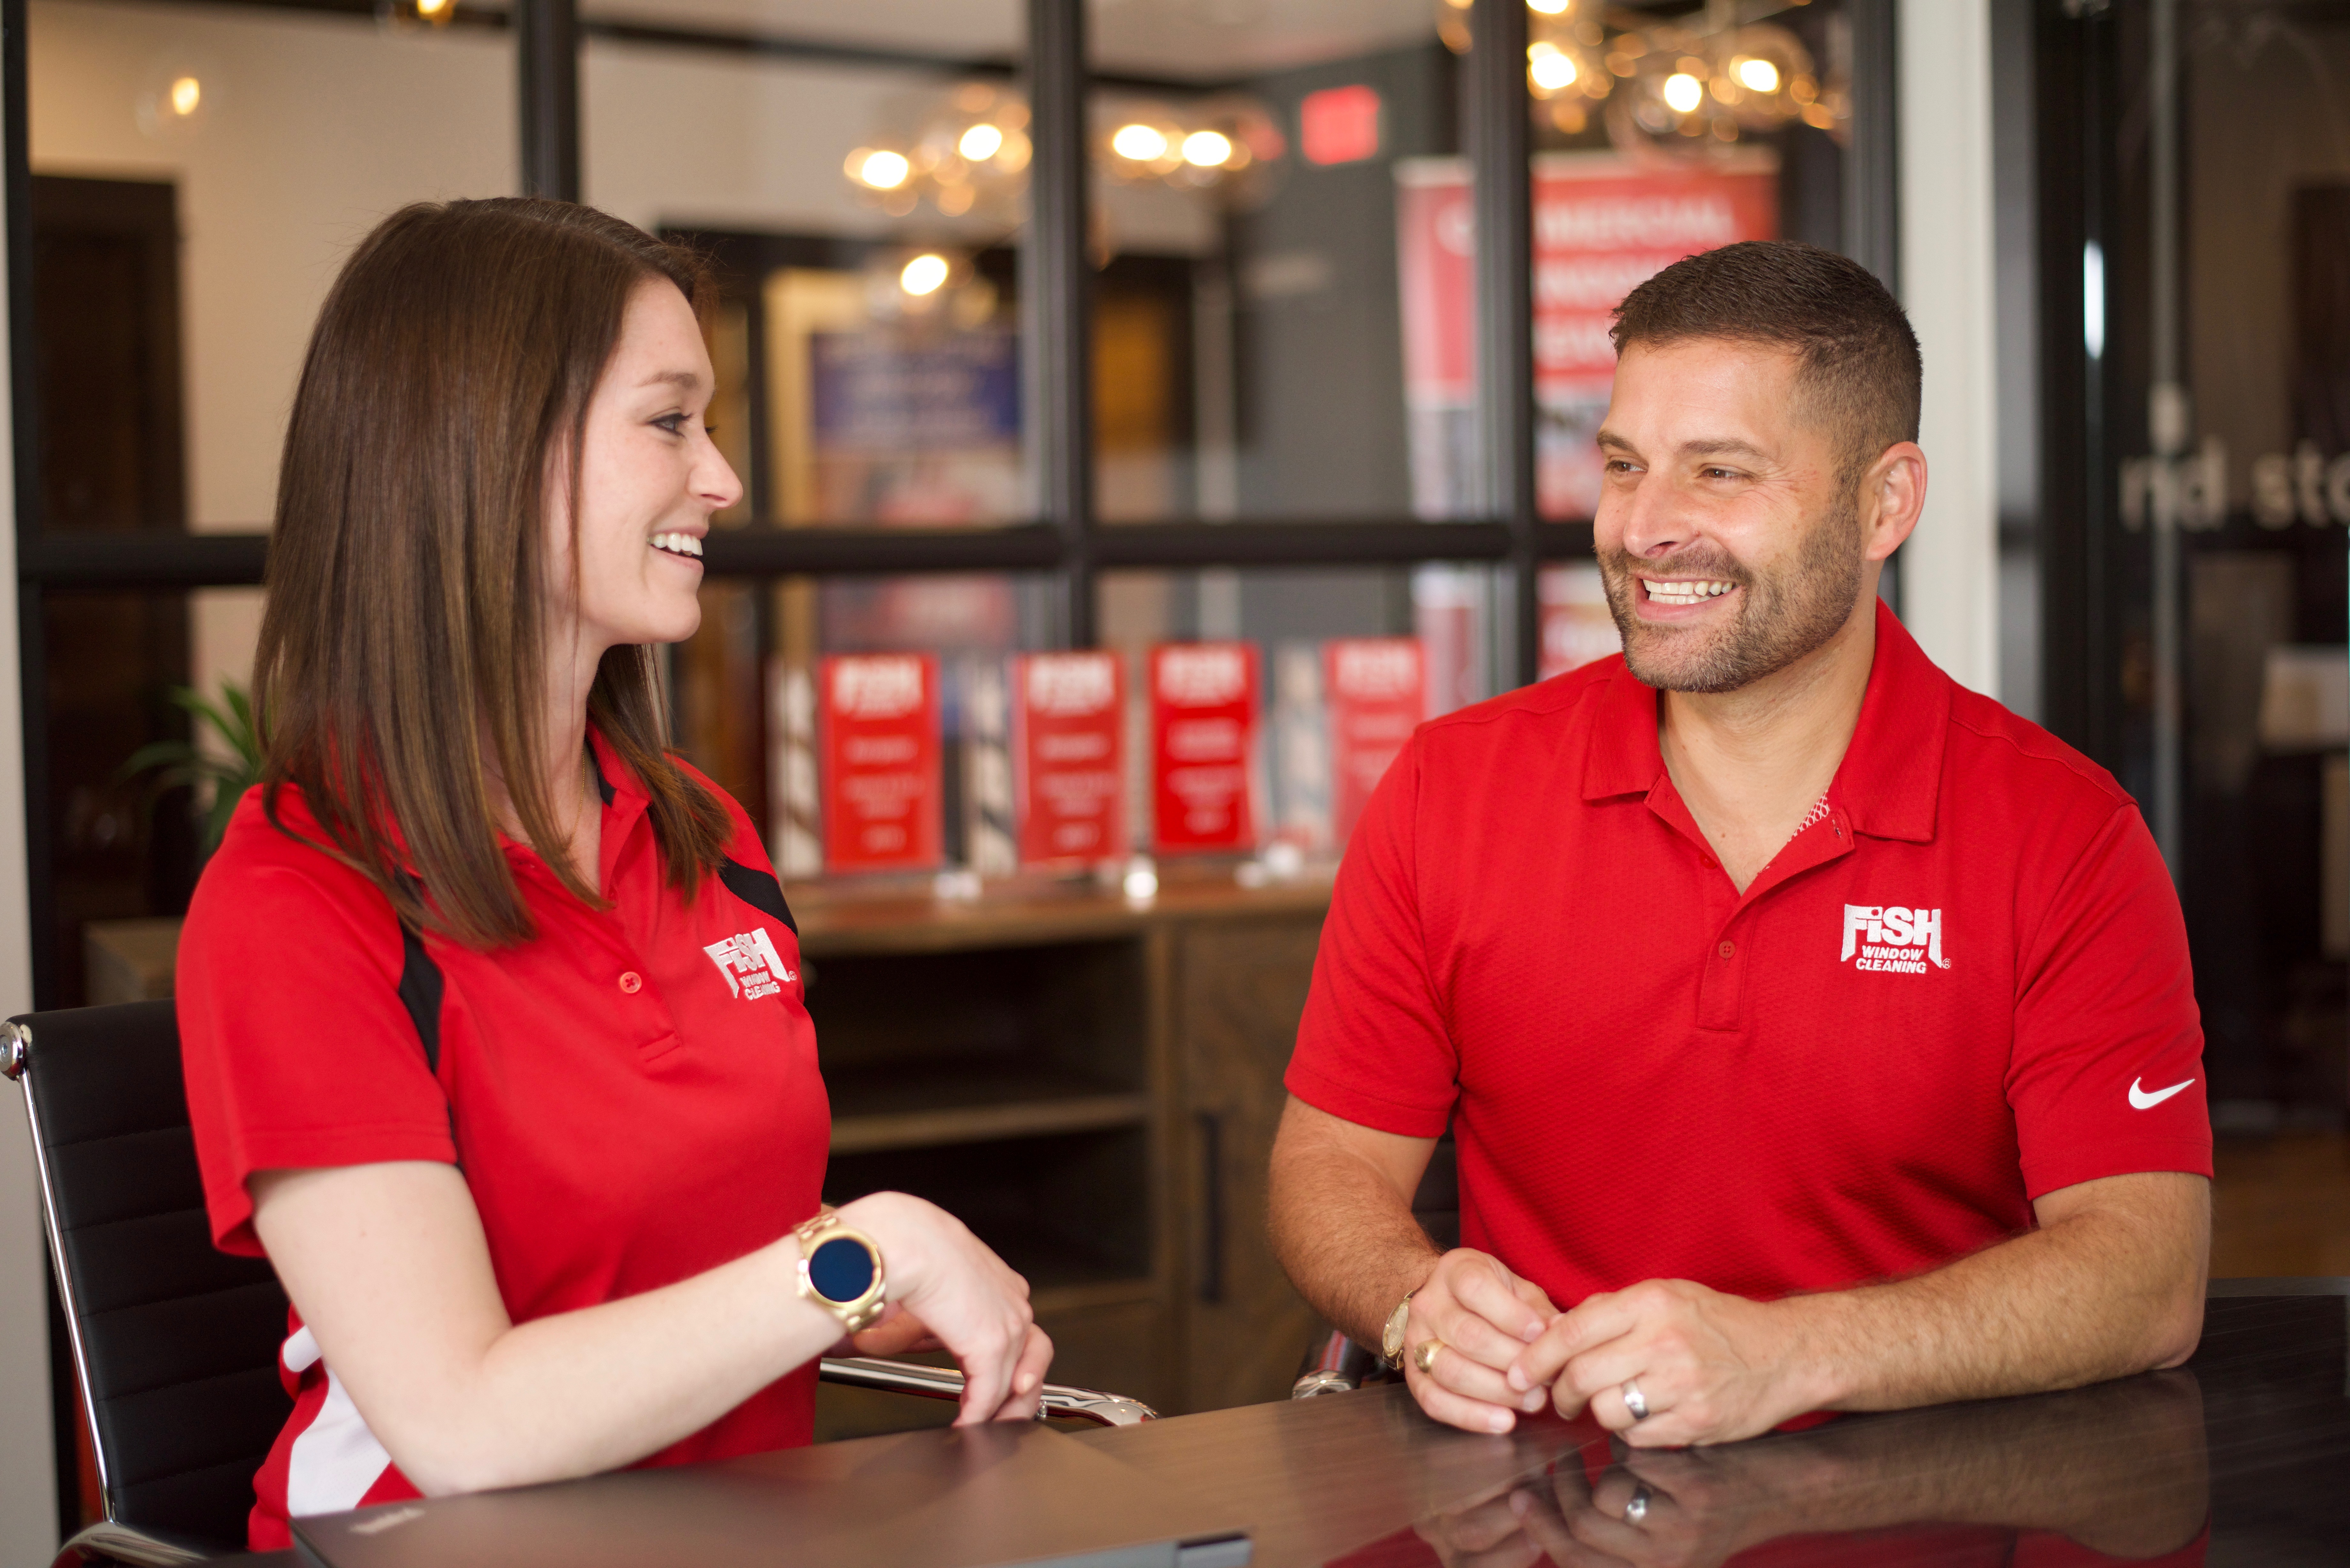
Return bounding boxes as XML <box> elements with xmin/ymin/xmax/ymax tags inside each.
<box><xmin>11</xmin><ymin>1001</ymin><xmax>290</xmax><ymax>1549</ymax></box>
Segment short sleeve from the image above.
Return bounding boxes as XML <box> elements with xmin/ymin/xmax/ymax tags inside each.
<box><xmin>178</xmin><ymin>806</ymin><xmax>456</xmax><ymax>1256</ymax></box>
<box><xmin>1285</xmin><ymin>739</ymin><xmax>1459</xmax><ymax>1137</ymax></box>
<box><xmin>2008</xmin><ymin>804</ymin><xmax>2212</xmax><ymax>1199</ymax></box>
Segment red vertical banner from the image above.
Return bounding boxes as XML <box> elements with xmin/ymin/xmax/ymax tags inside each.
<box><xmin>1326</xmin><ymin>638</ymin><xmax>1426</xmax><ymax>847</ymax></box>
<box><xmin>1151</xmin><ymin>642</ymin><xmax>1260</xmax><ymax>855</ymax></box>
<box><xmin>1395</xmin><ymin>152</ymin><xmax>1779</xmax><ymax>520</ymax></box>
<box><xmin>1013</xmin><ymin>650</ymin><xmax>1126</xmax><ymax>868</ymax></box>
<box><xmin>819</xmin><ymin>653</ymin><xmax>942</xmax><ymax>873</ymax></box>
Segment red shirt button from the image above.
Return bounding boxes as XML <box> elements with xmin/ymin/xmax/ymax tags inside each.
<box><xmin>1717</xmin><ymin>941</ymin><xmax>1735</xmax><ymax>959</ymax></box>
<box><xmin>1701</xmin><ymin>855</ymin><xmax>1718</xmax><ymax>869</ymax></box>
<box><xmin>618</xmin><ymin>971</ymin><xmax>643</xmax><ymax>993</ymax></box>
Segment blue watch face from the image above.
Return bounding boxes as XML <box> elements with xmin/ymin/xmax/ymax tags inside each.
<box><xmin>809</xmin><ymin>1234</ymin><xmax>877</xmax><ymax>1303</ymax></box>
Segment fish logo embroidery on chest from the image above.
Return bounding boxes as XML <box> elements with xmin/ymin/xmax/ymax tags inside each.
<box><xmin>703</xmin><ymin>928</ymin><xmax>797</xmax><ymax>1000</ymax></box>
<box><xmin>1839</xmin><ymin>904</ymin><xmax>1950</xmax><ymax>972</ymax></box>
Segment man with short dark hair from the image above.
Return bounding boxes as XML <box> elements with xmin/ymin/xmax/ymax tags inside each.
<box><xmin>1268</xmin><ymin>240</ymin><xmax>2210</xmax><ymax>1446</ymax></box>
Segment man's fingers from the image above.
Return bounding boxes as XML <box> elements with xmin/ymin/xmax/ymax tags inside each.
<box><xmin>1408</xmin><ymin>1357</ymin><xmax>1530</xmax><ymax>1434</ymax></box>
<box><xmin>1556</xmin><ymin>1341</ymin><xmax>1653</xmax><ymax>1409</ymax></box>
<box><xmin>1421</xmin><ymin>1336</ymin><xmax>1550</xmax><ymax>1413</ymax></box>
<box><xmin>1451</xmin><ymin>1257</ymin><xmax>1551</xmax><ymax>1345</ymax></box>
<box><xmin>1436</xmin><ymin>1300</ymin><xmax>1554</xmax><ymax>1377</ymax></box>
<box><xmin>1511</xmin><ymin>1296</ymin><xmax>1637</xmax><ymax>1391</ymax></box>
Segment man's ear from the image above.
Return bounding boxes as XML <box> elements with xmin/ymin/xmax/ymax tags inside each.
<box><xmin>1860</xmin><ymin>441</ymin><xmax>1927</xmax><ymax>562</ymax></box>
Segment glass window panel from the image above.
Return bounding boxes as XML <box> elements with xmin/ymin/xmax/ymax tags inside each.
<box><xmin>2081</xmin><ymin>8</ymin><xmax>2350</xmax><ymax>1120</ymax></box>
<box><xmin>30</xmin><ymin>0</ymin><xmax>516</xmax><ymax>533</ymax></box>
<box><xmin>585</xmin><ymin>19</ymin><xmax>1034</xmax><ymax>528</ymax></box>
<box><xmin>1513</xmin><ymin>0</ymin><xmax>1867</xmax><ymax>523</ymax></box>
<box><xmin>1088</xmin><ymin>4</ymin><xmax>1454</xmax><ymax>523</ymax></box>
<box><xmin>33</xmin><ymin>589</ymin><xmax>258</xmax><ymax>1008</ymax></box>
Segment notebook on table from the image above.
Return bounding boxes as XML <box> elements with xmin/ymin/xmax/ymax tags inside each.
<box><xmin>293</xmin><ymin>1421</ymin><xmax>1251</xmax><ymax>1568</ymax></box>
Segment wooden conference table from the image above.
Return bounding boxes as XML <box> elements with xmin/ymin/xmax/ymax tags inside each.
<box><xmin>210</xmin><ymin>1282</ymin><xmax>2349</xmax><ymax>1568</ymax></box>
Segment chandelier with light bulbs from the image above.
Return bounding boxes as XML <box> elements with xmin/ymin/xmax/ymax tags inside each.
<box><xmin>1440</xmin><ymin>0</ymin><xmax>1850</xmax><ymax>154</ymax></box>
<box><xmin>846</xmin><ymin>83</ymin><xmax>1287</xmax><ymax>226</ymax></box>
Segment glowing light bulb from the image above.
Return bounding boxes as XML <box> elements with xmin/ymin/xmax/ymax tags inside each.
<box><xmin>1528</xmin><ymin>45</ymin><xmax>1578</xmax><ymax>92</ymax></box>
<box><xmin>958</xmin><ymin>123</ymin><xmax>1004</xmax><ymax>162</ymax></box>
<box><xmin>1663</xmin><ymin>73</ymin><xmax>1703</xmax><ymax>114</ymax></box>
<box><xmin>1526</xmin><ymin>0</ymin><xmax>1568</xmax><ymax>12</ymax></box>
<box><xmin>899</xmin><ymin>253</ymin><xmax>951</xmax><ymax>296</ymax></box>
<box><xmin>1111</xmin><ymin>123</ymin><xmax>1167</xmax><ymax>162</ymax></box>
<box><xmin>851</xmin><ymin>149</ymin><xmax>911</xmax><ymax>190</ymax></box>
<box><xmin>415</xmin><ymin>0</ymin><xmax>452</xmax><ymax>19</ymax></box>
<box><xmin>1736</xmin><ymin>57</ymin><xmax>1780</xmax><ymax>94</ymax></box>
<box><xmin>1181</xmin><ymin>129</ymin><xmax>1233</xmax><ymax>167</ymax></box>
<box><xmin>168</xmin><ymin>76</ymin><xmax>201</xmax><ymax>117</ymax></box>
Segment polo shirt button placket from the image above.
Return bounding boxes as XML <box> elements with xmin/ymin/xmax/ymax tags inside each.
<box><xmin>1697</xmin><ymin>926</ymin><xmax>1746</xmax><ymax>1031</ymax></box>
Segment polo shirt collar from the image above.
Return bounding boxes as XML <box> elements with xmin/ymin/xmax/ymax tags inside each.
<box><xmin>1579</xmin><ymin>598</ymin><xmax>1948</xmax><ymax>844</ymax></box>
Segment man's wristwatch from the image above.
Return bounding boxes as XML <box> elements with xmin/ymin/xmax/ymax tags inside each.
<box><xmin>1381</xmin><ymin>1290</ymin><xmax>1417</xmax><ymax>1369</ymax></box>
<box><xmin>793</xmin><ymin>1211</ymin><xmax>887</xmax><ymax>1333</ymax></box>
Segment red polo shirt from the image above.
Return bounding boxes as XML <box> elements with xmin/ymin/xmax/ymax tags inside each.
<box><xmin>179</xmin><ymin>732</ymin><xmax>827</xmax><ymax>1549</ymax></box>
<box><xmin>1287</xmin><ymin>602</ymin><xmax>2210</xmax><ymax>1308</ymax></box>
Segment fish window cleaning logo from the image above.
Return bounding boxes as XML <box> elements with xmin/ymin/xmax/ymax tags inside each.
<box><xmin>704</xmin><ymin>929</ymin><xmax>797</xmax><ymax>1000</ymax></box>
<box><xmin>1840</xmin><ymin>905</ymin><xmax>1948</xmax><ymax>972</ymax></box>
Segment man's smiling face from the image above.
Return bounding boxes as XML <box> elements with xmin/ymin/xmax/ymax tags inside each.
<box><xmin>1592</xmin><ymin>337</ymin><xmax>1871</xmax><ymax>694</ymax></box>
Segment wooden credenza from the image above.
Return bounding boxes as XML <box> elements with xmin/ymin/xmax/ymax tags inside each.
<box><xmin>776</xmin><ymin>876</ymin><xmax>1332</xmax><ymax>1434</ymax></box>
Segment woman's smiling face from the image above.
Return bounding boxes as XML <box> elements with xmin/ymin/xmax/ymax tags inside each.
<box><xmin>549</xmin><ymin>278</ymin><xmax>742</xmax><ymax>655</ymax></box>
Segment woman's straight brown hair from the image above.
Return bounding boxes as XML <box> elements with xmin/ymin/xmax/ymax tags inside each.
<box><xmin>254</xmin><ymin>197</ymin><xmax>734</xmax><ymax>947</ymax></box>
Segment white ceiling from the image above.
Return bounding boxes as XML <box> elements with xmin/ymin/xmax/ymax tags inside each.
<box><xmin>578</xmin><ymin>0</ymin><xmax>1442</xmax><ymax>82</ymax></box>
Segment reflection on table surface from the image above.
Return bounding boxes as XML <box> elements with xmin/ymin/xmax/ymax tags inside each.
<box><xmin>229</xmin><ymin>1294</ymin><xmax>2350</xmax><ymax>1568</ymax></box>
<box><xmin>1058</xmin><ymin>1293</ymin><xmax>2348</xmax><ymax>1568</ymax></box>
<box><xmin>1371</xmin><ymin>1372</ymin><xmax>2209</xmax><ymax>1568</ymax></box>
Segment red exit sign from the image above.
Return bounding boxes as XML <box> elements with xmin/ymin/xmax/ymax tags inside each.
<box><xmin>1300</xmin><ymin>84</ymin><xmax>1381</xmax><ymax>166</ymax></box>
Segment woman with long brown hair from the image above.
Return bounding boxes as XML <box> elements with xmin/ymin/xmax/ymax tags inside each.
<box><xmin>175</xmin><ymin>197</ymin><xmax>1050</xmax><ymax>1551</ymax></box>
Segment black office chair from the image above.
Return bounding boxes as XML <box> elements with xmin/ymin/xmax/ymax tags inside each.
<box><xmin>1291</xmin><ymin>1133</ymin><xmax>1458</xmax><ymax>1399</ymax></box>
<box><xmin>9</xmin><ymin>1001</ymin><xmax>1153</xmax><ymax>1567</ymax></box>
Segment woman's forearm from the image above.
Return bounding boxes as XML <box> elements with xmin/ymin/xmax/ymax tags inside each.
<box><xmin>253</xmin><ymin>1161</ymin><xmax>843</xmax><ymax>1497</ymax></box>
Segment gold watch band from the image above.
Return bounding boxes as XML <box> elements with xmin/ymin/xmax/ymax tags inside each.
<box><xmin>794</xmin><ymin>1212</ymin><xmax>888</xmax><ymax>1334</ymax></box>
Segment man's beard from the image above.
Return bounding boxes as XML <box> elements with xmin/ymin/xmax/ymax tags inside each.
<box><xmin>1599</xmin><ymin>497</ymin><xmax>1866</xmax><ymax>694</ymax></box>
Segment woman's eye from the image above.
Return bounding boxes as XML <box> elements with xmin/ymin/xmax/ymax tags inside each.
<box><xmin>652</xmin><ymin>413</ymin><xmax>689</xmax><ymax>436</ymax></box>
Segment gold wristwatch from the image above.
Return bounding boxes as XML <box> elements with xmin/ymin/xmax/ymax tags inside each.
<box><xmin>1381</xmin><ymin>1290</ymin><xmax>1416</xmax><ymax>1368</ymax></box>
<box><xmin>793</xmin><ymin>1211</ymin><xmax>887</xmax><ymax>1333</ymax></box>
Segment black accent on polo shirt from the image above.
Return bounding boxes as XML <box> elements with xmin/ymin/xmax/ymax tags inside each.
<box><xmin>587</xmin><ymin>741</ymin><xmax>618</xmax><ymax>806</ymax></box>
<box><xmin>719</xmin><ymin>858</ymin><xmax>798</xmax><ymax>934</ymax></box>
<box><xmin>396</xmin><ymin>923</ymin><xmax>446</xmax><ymax>1073</ymax></box>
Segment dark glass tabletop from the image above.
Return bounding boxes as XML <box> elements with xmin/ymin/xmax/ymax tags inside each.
<box><xmin>217</xmin><ymin>1284</ymin><xmax>2350</xmax><ymax>1568</ymax></box>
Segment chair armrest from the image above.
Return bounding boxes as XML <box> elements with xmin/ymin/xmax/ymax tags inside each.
<box><xmin>49</xmin><ymin>1519</ymin><xmax>226</xmax><ymax>1567</ymax></box>
<box><xmin>1291</xmin><ymin>1329</ymin><xmax>1391</xmax><ymax>1399</ymax></box>
<box><xmin>817</xmin><ymin>1356</ymin><xmax>1158</xmax><ymax>1427</ymax></box>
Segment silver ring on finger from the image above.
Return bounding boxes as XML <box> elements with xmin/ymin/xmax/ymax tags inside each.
<box><xmin>1621</xmin><ymin>1379</ymin><xmax>1649</xmax><ymax>1422</ymax></box>
<box><xmin>1623</xmin><ymin>1483</ymin><xmax>1653</xmax><ymax>1525</ymax></box>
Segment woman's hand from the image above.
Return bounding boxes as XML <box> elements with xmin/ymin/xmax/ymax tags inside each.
<box><xmin>846</xmin><ymin>1303</ymin><xmax>944</xmax><ymax>1357</ymax></box>
<box><xmin>835</xmin><ymin>1192</ymin><xmax>1053</xmax><ymax>1424</ymax></box>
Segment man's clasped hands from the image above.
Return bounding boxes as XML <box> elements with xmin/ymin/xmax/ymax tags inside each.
<box><xmin>1400</xmin><ymin>1248</ymin><xmax>1826</xmax><ymax>1447</ymax></box>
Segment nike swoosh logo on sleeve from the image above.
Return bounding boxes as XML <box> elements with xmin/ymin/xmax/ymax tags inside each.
<box><xmin>2128</xmin><ymin>1076</ymin><xmax>2195</xmax><ymax>1110</ymax></box>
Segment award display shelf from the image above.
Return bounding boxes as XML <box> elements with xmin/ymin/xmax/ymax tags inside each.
<box><xmin>784</xmin><ymin>873</ymin><xmax>1333</xmax><ymax>1436</ymax></box>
